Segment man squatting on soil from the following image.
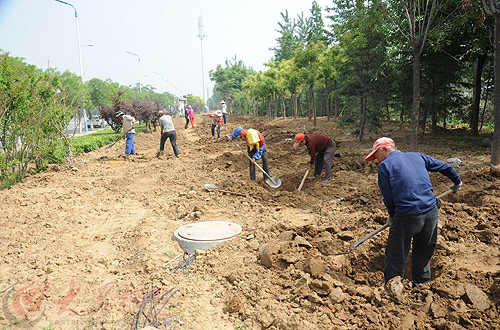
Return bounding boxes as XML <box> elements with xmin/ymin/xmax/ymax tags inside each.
<box><xmin>293</xmin><ymin>133</ymin><xmax>336</xmax><ymax>185</ymax></box>
<box><xmin>115</xmin><ymin>111</ymin><xmax>135</xmax><ymax>155</ymax></box>
<box><xmin>230</xmin><ymin>127</ymin><xmax>270</xmax><ymax>182</ymax></box>
<box><xmin>364</xmin><ymin>137</ymin><xmax>462</xmax><ymax>287</ymax></box>
<box><xmin>157</xmin><ymin>110</ymin><xmax>179</xmax><ymax>158</ymax></box>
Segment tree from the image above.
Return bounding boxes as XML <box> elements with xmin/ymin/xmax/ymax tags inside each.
<box><xmin>271</xmin><ymin>11</ymin><xmax>298</xmax><ymax>63</ymax></box>
<box><xmin>308</xmin><ymin>1</ymin><xmax>329</xmax><ymax>45</ymax></box>
<box><xmin>294</xmin><ymin>42</ymin><xmax>323</xmax><ymax>127</ymax></box>
<box><xmin>209</xmin><ymin>56</ymin><xmax>256</xmax><ymax>113</ymax></box>
<box><xmin>480</xmin><ymin>0</ymin><xmax>500</xmax><ymax>164</ymax></box>
<box><xmin>331</xmin><ymin>0</ymin><xmax>390</xmax><ymax>141</ymax></box>
<box><xmin>379</xmin><ymin>0</ymin><xmax>461</xmax><ymax>151</ymax></box>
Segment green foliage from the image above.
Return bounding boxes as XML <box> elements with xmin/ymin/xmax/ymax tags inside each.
<box><xmin>209</xmin><ymin>56</ymin><xmax>256</xmax><ymax>113</ymax></box>
<box><xmin>184</xmin><ymin>94</ymin><xmax>205</xmax><ymax>112</ymax></box>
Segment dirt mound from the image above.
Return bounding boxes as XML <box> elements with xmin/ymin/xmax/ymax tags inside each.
<box><xmin>0</xmin><ymin>115</ymin><xmax>498</xmax><ymax>329</ymax></box>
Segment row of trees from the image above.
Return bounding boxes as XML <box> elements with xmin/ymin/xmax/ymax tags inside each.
<box><xmin>208</xmin><ymin>0</ymin><xmax>499</xmax><ymax>164</ymax></box>
<box><xmin>0</xmin><ymin>51</ymin><xmax>178</xmax><ymax>186</ymax></box>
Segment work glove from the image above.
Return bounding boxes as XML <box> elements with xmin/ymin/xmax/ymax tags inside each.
<box><xmin>450</xmin><ymin>181</ymin><xmax>462</xmax><ymax>193</ymax></box>
<box><xmin>386</xmin><ymin>217</ymin><xmax>394</xmax><ymax>227</ymax></box>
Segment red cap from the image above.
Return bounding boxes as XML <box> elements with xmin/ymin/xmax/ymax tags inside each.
<box><xmin>293</xmin><ymin>133</ymin><xmax>305</xmax><ymax>147</ymax></box>
<box><xmin>364</xmin><ymin>137</ymin><xmax>395</xmax><ymax>161</ymax></box>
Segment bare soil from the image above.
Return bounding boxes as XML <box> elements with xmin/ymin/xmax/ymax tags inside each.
<box><xmin>1</xmin><ymin>114</ymin><xmax>499</xmax><ymax>330</ymax></box>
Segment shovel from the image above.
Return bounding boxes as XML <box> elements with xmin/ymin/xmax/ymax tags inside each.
<box><xmin>297</xmin><ymin>169</ymin><xmax>309</xmax><ymax>191</ymax></box>
<box><xmin>204</xmin><ymin>184</ymin><xmax>262</xmax><ymax>200</ymax></box>
<box><xmin>226</xmin><ymin>134</ymin><xmax>282</xmax><ymax>188</ymax></box>
<box><xmin>342</xmin><ymin>189</ymin><xmax>455</xmax><ymax>254</ymax></box>
<box><xmin>106</xmin><ymin>128</ymin><xmax>132</xmax><ymax>149</ymax></box>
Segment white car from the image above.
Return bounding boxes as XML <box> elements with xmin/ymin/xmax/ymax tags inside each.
<box><xmin>87</xmin><ymin>115</ymin><xmax>104</xmax><ymax>128</ymax></box>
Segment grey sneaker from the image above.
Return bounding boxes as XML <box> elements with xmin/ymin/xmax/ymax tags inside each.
<box><xmin>321</xmin><ymin>178</ymin><xmax>331</xmax><ymax>185</ymax></box>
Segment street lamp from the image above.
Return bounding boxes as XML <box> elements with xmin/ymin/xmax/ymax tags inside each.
<box><xmin>126</xmin><ymin>51</ymin><xmax>141</xmax><ymax>93</ymax></box>
<box><xmin>154</xmin><ymin>72</ymin><xmax>172</xmax><ymax>93</ymax></box>
<box><xmin>55</xmin><ymin>0</ymin><xmax>87</xmax><ymax>132</ymax></box>
<box><xmin>196</xmin><ymin>16</ymin><xmax>207</xmax><ymax>112</ymax></box>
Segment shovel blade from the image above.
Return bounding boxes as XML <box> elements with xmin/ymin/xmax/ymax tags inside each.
<box><xmin>266</xmin><ymin>176</ymin><xmax>282</xmax><ymax>188</ymax></box>
<box><xmin>204</xmin><ymin>184</ymin><xmax>218</xmax><ymax>191</ymax></box>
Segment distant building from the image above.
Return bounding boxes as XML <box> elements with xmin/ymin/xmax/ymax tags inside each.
<box><xmin>175</xmin><ymin>97</ymin><xmax>188</xmax><ymax>118</ymax></box>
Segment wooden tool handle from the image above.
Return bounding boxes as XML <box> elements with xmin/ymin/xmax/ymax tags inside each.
<box><xmin>298</xmin><ymin>169</ymin><xmax>309</xmax><ymax>191</ymax></box>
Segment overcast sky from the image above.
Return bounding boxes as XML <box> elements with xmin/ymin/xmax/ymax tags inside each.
<box><xmin>0</xmin><ymin>0</ymin><xmax>332</xmax><ymax>99</ymax></box>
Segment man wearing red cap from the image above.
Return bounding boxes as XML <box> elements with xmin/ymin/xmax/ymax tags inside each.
<box><xmin>365</xmin><ymin>137</ymin><xmax>462</xmax><ymax>288</ymax></box>
<box><xmin>293</xmin><ymin>133</ymin><xmax>336</xmax><ymax>184</ymax></box>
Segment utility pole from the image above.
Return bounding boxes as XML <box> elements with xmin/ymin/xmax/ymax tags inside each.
<box><xmin>197</xmin><ymin>16</ymin><xmax>207</xmax><ymax>112</ymax></box>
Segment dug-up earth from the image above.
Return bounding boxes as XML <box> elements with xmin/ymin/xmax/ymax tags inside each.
<box><xmin>0</xmin><ymin>114</ymin><xmax>499</xmax><ymax>330</ymax></box>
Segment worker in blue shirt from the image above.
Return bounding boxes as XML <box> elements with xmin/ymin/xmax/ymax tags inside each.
<box><xmin>229</xmin><ymin>127</ymin><xmax>269</xmax><ymax>182</ymax></box>
<box><xmin>365</xmin><ymin>137</ymin><xmax>462</xmax><ymax>287</ymax></box>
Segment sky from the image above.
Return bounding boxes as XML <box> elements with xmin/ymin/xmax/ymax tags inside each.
<box><xmin>0</xmin><ymin>0</ymin><xmax>332</xmax><ymax>100</ymax></box>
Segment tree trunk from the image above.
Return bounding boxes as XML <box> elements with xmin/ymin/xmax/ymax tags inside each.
<box><xmin>293</xmin><ymin>88</ymin><xmax>297</xmax><ymax>119</ymax></box>
<box><xmin>297</xmin><ymin>93</ymin><xmax>301</xmax><ymax>118</ymax></box>
<box><xmin>471</xmin><ymin>54</ymin><xmax>487</xmax><ymax>136</ymax></box>
<box><xmin>333</xmin><ymin>80</ymin><xmax>338</xmax><ymax>117</ymax></box>
<box><xmin>307</xmin><ymin>88</ymin><xmax>311</xmax><ymax>120</ymax></box>
<box><xmin>358</xmin><ymin>95</ymin><xmax>367</xmax><ymax>143</ymax></box>
<box><xmin>281</xmin><ymin>91</ymin><xmax>286</xmax><ymax>119</ymax></box>
<box><xmin>410</xmin><ymin>41</ymin><xmax>422</xmax><ymax>151</ymax></box>
<box><xmin>492</xmin><ymin>14</ymin><xmax>500</xmax><ymax>165</ymax></box>
<box><xmin>310</xmin><ymin>85</ymin><xmax>317</xmax><ymax>127</ymax></box>
<box><xmin>325</xmin><ymin>77</ymin><xmax>330</xmax><ymax>121</ymax></box>
<box><xmin>480</xmin><ymin>91</ymin><xmax>490</xmax><ymax>132</ymax></box>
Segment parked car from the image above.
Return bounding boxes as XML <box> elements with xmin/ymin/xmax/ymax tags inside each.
<box><xmin>87</xmin><ymin>115</ymin><xmax>104</xmax><ymax>128</ymax></box>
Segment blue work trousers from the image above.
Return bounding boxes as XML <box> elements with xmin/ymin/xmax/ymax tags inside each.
<box><xmin>385</xmin><ymin>205</ymin><xmax>438</xmax><ymax>287</ymax></box>
<box><xmin>211</xmin><ymin>124</ymin><xmax>221</xmax><ymax>138</ymax></box>
<box><xmin>125</xmin><ymin>133</ymin><xmax>135</xmax><ymax>154</ymax></box>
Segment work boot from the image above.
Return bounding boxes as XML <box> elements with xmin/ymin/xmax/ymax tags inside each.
<box><xmin>385</xmin><ymin>276</ymin><xmax>404</xmax><ymax>302</ymax></box>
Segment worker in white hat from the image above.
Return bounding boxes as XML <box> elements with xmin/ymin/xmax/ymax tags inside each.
<box><xmin>220</xmin><ymin>100</ymin><xmax>227</xmax><ymax>124</ymax></box>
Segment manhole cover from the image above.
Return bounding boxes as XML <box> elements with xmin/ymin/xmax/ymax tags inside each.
<box><xmin>177</xmin><ymin>221</ymin><xmax>242</xmax><ymax>241</ymax></box>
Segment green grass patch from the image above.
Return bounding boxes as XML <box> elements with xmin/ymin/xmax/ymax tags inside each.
<box><xmin>0</xmin><ymin>125</ymin><xmax>148</xmax><ymax>190</ymax></box>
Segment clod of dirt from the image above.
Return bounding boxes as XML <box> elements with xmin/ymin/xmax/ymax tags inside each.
<box><xmin>463</xmin><ymin>283</ymin><xmax>492</xmax><ymax>311</ymax></box>
<box><xmin>385</xmin><ymin>276</ymin><xmax>404</xmax><ymax>302</ymax></box>
<box><xmin>304</xmin><ymin>256</ymin><xmax>324</xmax><ymax>278</ymax></box>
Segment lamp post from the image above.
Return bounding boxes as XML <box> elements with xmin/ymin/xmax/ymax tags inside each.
<box><xmin>55</xmin><ymin>0</ymin><xmax>87</xmax><ymax>132</ymax></box>
<box><xmin>154</xmin><ymin>72</ymin><xmax>165</xmax><ymax>93</ymax></box>
<box><xmin>126</xmin><ymin>51</ymin><xmax>141</xmax><ymax>93</ymax></box>
<box><xmin>197</xmin><ymin>16</ymin><xmax>207</xmax><ymax>112</ymax></box>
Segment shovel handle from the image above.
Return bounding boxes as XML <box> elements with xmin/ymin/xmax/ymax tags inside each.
<box><xmin>215</xmin><ymin>188</ymin><xmax>248</xmax><ymax>197</ymax></box>
<box><xmin>227</xmin><ymin>134</ymin><xmax>277</xmax><ymax>185</ymax></box>
<box><xmin>106</xmin><ymin>128</ymin><xmax>133</xmax><ymax>149</ymax></box>
<box><xmin>352</xmin><ymin>223</ymin><xmax>389</xmax><ymax>251</ymax></box>
<box><xmin>351</xmin><ymin>189</ymin><xmax>455</xmax><ymax>251</ymax></box>
<box><xmin>298</xmin><ymin>169</ymin><xmax>309</xmax><ymax>191</ymax></box>
<box><xmin>436</xmin><ymin>189</ymin><xmax>453</xmax><ymax>199</ymax></box>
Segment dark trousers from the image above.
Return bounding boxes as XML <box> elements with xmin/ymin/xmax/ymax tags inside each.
<box><xmin>184</xmin><ymin>111</ymin><xmax>189</xmax><ymax>129</ymax></box>
<box><xmin>223</xmin><ymin>113</ymin><xmax>227</xmax><ymax>124</ymax></box>
<box><xmin>385</xmin><ymin>205</ymin><xmax>438</xmax><ymax>287</ymax></box>
<box><xmin>248</xmin><ymin>143</ymin><xmax>269</xmax><ymax>180</ymax></box>
<box><xmin>313</xmin><ymin>140</ymin><xmax>336</xmax><ymax>180</ymax></box>
<box><xmin>160</xmin><ymin>130</ymin><xmax>179</xmax><ymax>156</ymax></box>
